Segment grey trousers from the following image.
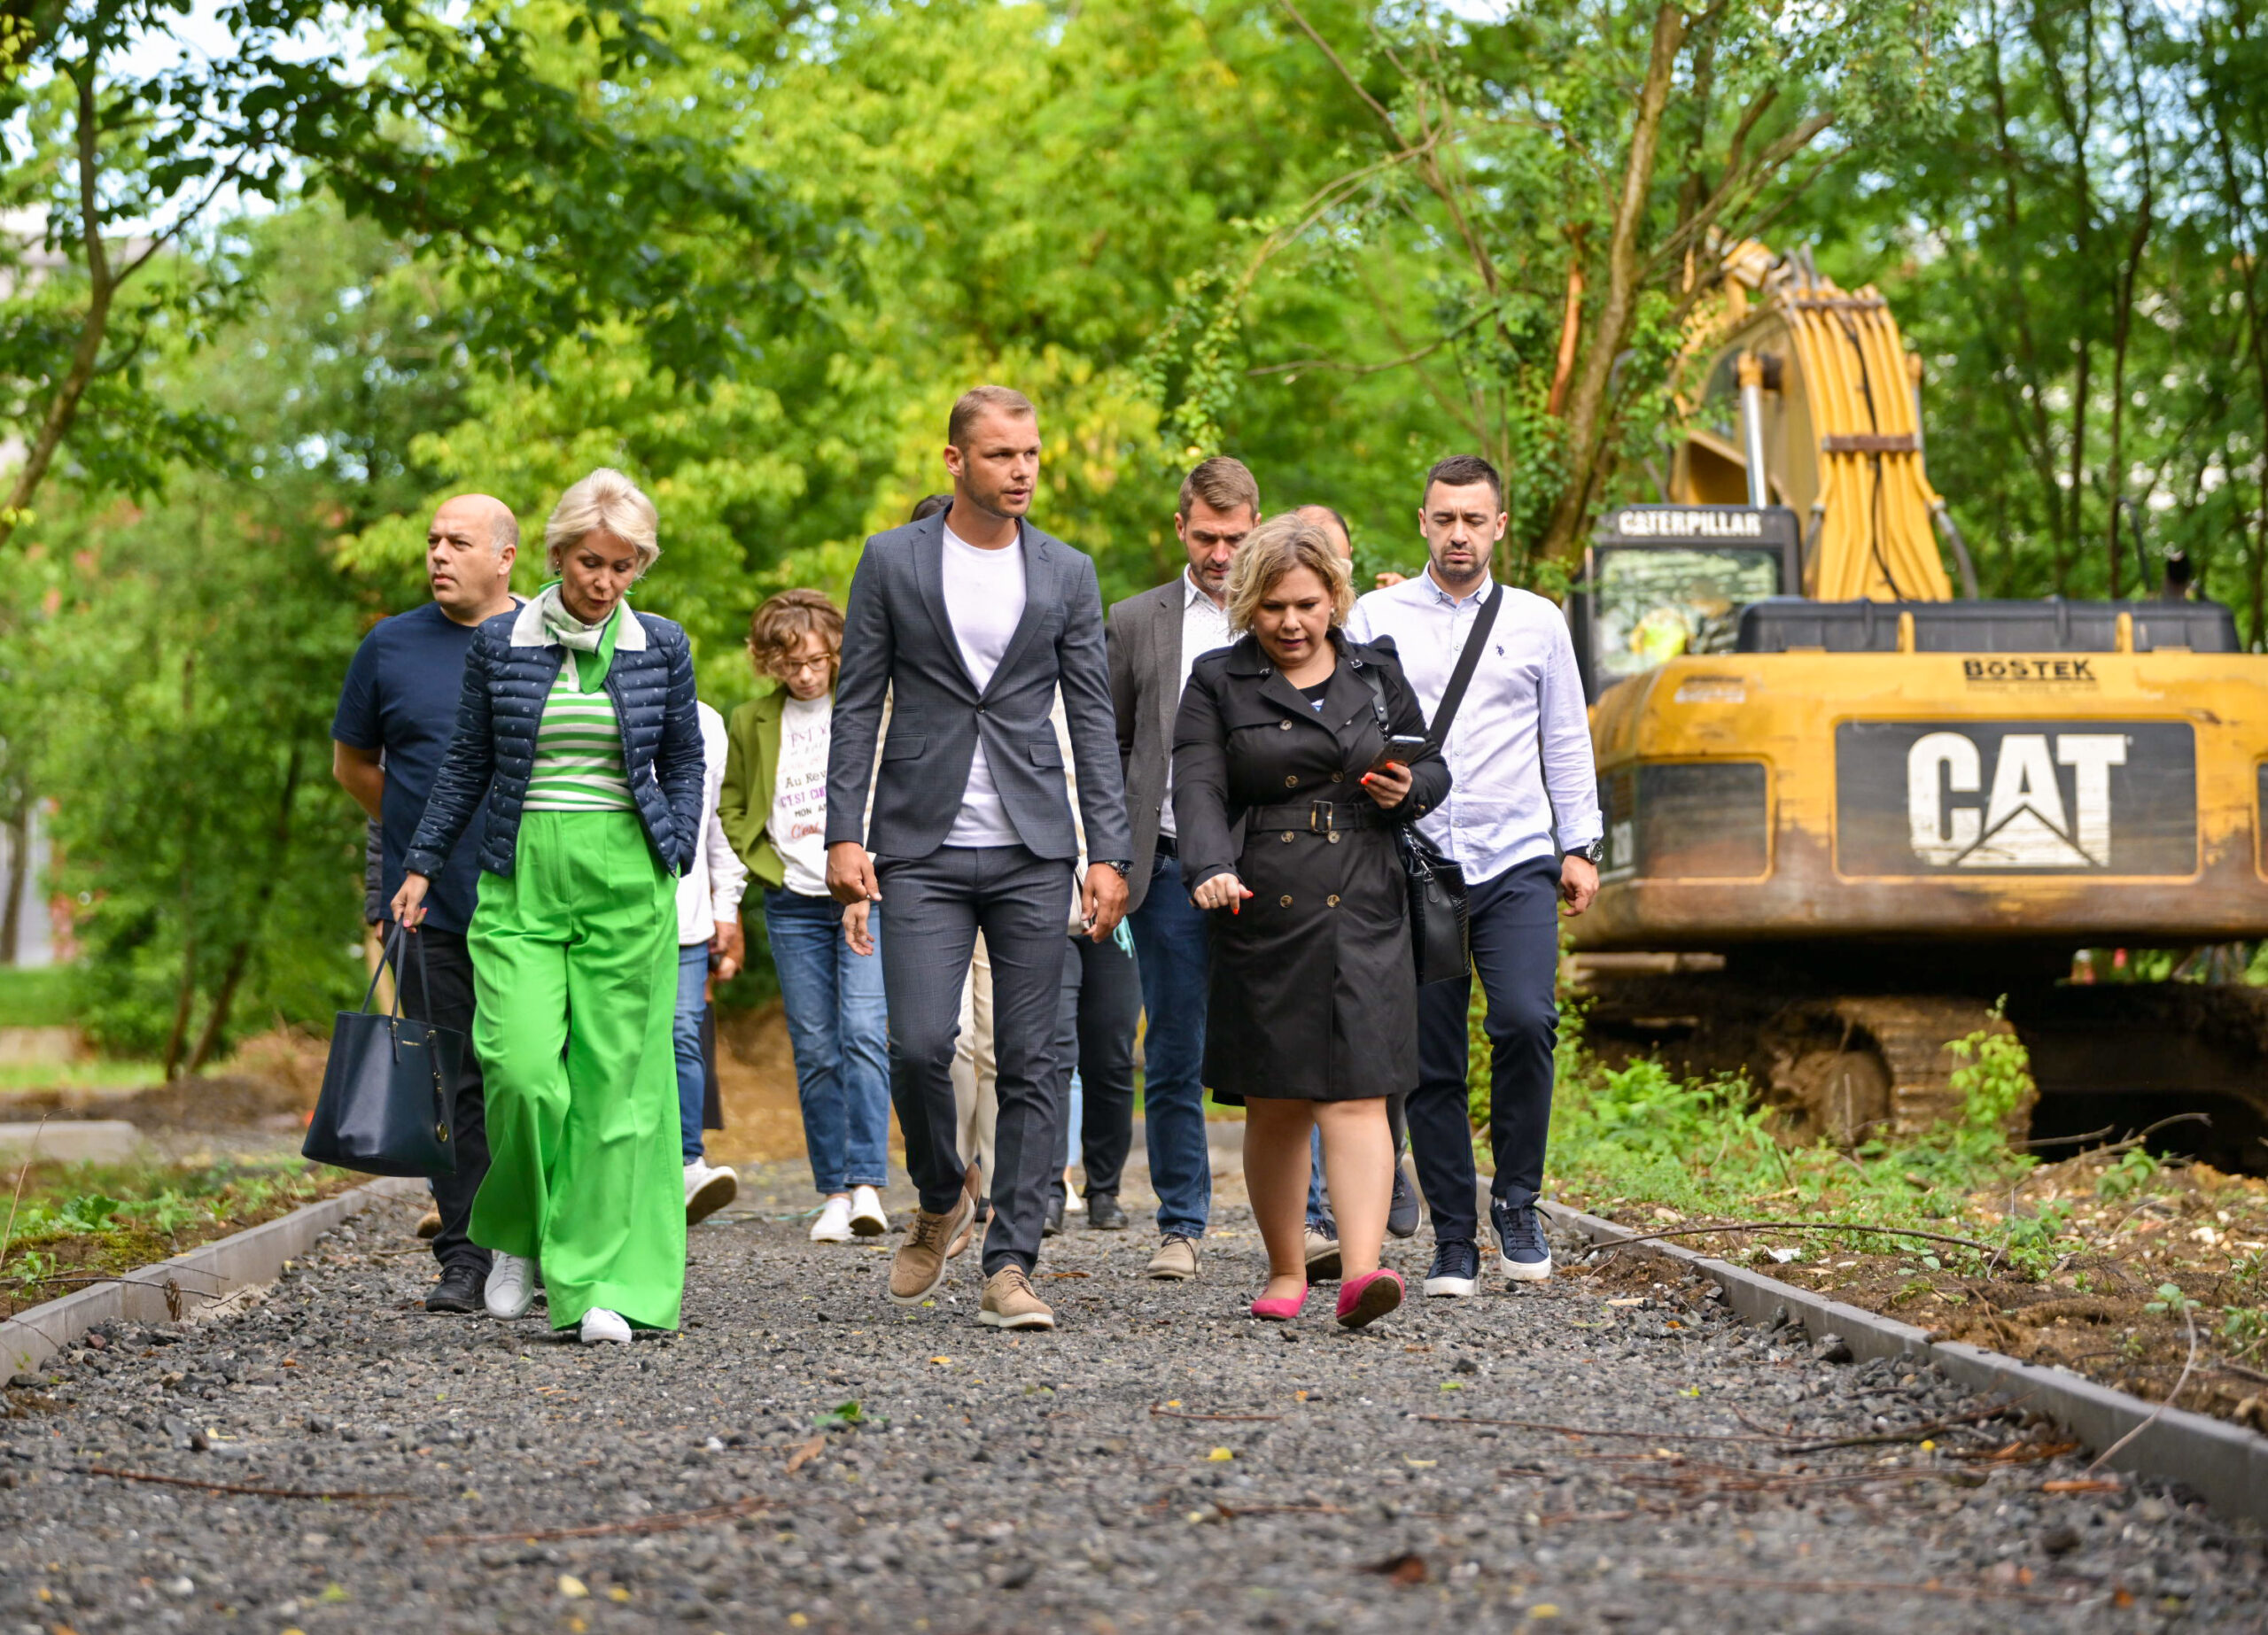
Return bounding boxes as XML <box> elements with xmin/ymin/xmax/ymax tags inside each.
<box><xmin>877</xmin><ymin>843</ymin><xmax>1073</xmax><ymax>1275</ymax></box>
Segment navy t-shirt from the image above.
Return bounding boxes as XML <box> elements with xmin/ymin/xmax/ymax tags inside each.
<box><xmin>331</xmin><ymin>601</ymin><xmax>506</xmax><ymax>935</ymax></box>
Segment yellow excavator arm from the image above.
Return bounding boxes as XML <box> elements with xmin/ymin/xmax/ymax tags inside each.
<box><xmin>1669</xmin><ymin>244</ymin><xmax>1961</xmax><ymax>602</ymax></box>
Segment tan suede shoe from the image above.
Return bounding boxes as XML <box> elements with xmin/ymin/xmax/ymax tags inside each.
<box><xmin>978</xmin><ymin>1266</ymin><xmax>1055</xmax><ymax>1330</ymax></box>
<box><xmin>1146</xmin><ymin>1233</ymin><xmax>1200</xmax><ymax>1281</ymax></box>
<box><xmin>889</xmin><ymin>1179</ymin><xmax>977</xmax><ymax>1306</ymax></box>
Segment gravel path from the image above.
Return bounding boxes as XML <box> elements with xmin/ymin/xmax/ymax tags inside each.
<box><xmin>4</xmin><ymin>1160</ymin><xmax>2264</xmax><ymax>1633</ymax></box>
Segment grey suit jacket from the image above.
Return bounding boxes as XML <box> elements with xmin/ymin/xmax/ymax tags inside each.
<box><xmin>1105</xmin><ymin>576</ymin><xmax>1196</xmax><ymax>912</ymax></box>
<box><xmin>826</xmin><ymin>511</ymin><xmax>1131</xmax><ymax>869</ymax></box>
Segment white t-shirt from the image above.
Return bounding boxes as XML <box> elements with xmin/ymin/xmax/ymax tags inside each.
<box><xmin>769</xmin><ymin>694</ymin><xmax>834</xmax><ymax>895</ymax></box>
<box><xmin>940</xmin><ymin>523</ymin><xmax>1029</xmax><ymax>847</ymax></box>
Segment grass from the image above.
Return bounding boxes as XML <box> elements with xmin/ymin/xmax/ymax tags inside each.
<box><xmin>0</xmin><ymin>1059</ymin><xmax>167</xmax><ymax>1095</ymax></box>
<box><xmin>0</xmin><ymin>965</ymin><xmax>75</xmax><ymax>1029</ymax></box>
<box><xmin>1542</xmin><ymin>1011</ymin><xmax>2057</xmax><ymax>1278</ymax></box>
<box><xmin>1</xmin><ymin>1155</ymin><xmax>356</xmax><ymax>1318</ymax></box>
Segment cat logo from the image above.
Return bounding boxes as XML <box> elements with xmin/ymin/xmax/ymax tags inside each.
<box><xmin>1833</xmin><ymin>719</ymin><xmax>2194</xmax><ymax>878</ymax></box>
<box><xmin>1906</xmin><ymin>731</ymin><xmax>2124</xmax><ymax>868</ymax></box>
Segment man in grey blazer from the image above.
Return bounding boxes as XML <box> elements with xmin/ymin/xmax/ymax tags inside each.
<box><xmin>826</xmin><ymin>385</ymin><xmax>1131</xmax><ymax>1332</ymax></box>
<box><xmin>1105</xmin><ymin>456</ymin><xmax>1260</xmax><ymax>1281</ymax></box>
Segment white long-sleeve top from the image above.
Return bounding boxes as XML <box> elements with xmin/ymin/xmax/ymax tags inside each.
<box><xmin>678</xmin><ymin>701</ymin><xmax>750</xmax><ymax>946</ymax></box>
<box><xmin>1346</xmin><ymin>570</ymin><xmax>1602</xmax><ymax>883</ymax></box>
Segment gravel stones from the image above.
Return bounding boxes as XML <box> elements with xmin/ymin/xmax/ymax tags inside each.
<box><xmin>1</xmin><ymin>1166</ymin><xmax>2264</xmax><ymax>1631</ymax></box>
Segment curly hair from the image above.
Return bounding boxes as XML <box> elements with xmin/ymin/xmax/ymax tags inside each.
<box><xmin>1224</xmin><ymin>512</ymin><xmax>1353</xmax><ymax>635</ymax></box>
<box><xmin>747</xmin><ymin>588</ymin><xmax>845</xmax><ymax>685</ymax></box>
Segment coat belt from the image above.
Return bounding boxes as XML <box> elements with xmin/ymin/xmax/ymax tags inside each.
<box><xmin>1242</xmin><ymin>799</ymin><xmax>1392</xmax><ymax>833</ymax></box>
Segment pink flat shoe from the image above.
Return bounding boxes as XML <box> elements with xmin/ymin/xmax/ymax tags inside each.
<box><xmin>1249</xmin><ymin>1282</ymin><xmax>1309</xmax><ymax>1321</ymax></box>
<box><xmin>1334</xmin><ymin>1267</ymin><xmax>1404</xmax><ymax>1329</ymax></box>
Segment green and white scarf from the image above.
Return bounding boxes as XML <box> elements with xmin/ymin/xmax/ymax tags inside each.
<box><xmin>534</xmin><ymin>580</ymin><xmax>624</xmax><ymax>693</ymax></box>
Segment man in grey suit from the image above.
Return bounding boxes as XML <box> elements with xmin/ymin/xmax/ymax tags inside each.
<box><xmin>826</xmin><ymin>385</ymin><xmax>1132</xmax><ymax>1332</ymax></box>
<box><xmin>1105</xmin><ymin>456</ymin><xmax>1260</xmax><ymax>1282</ymax></box>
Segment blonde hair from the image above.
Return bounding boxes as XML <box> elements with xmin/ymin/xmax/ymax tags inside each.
<box><xmin>1224</xmin><ymin>511</ymin><xmax>1354</xmax><ymax>634</ymax></box>
<box><xmin>748</xmin><ymin>589</ymin><xmax>844</xmax><ymax>684</ymax></box>
<box><xmin>545</xmin><ymin>467</ymin><xmax>660</xmax><ymax>577</ymax></box>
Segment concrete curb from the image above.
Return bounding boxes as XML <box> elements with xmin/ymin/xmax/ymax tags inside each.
<box><xmin>1542</xmin><ymin>1199</ymin><xmax>2268</xmax><ymax>1525</ymax></box>
<box><xmin>1</xmin><ymin>1174</ymin><xmax>423</xmax><ymax>1375</ymax></box>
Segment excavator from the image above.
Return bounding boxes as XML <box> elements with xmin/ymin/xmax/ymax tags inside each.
<box><xmin>1564</xmin><ymin>242</ymin><xmax>2268</xmax><ymax>1170</ymax></box>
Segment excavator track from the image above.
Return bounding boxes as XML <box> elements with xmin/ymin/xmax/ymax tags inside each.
<box><xmin>1576</xmin><ymin>959</ymin><xmax>2268</xmax><ymax>1163</ymax></box>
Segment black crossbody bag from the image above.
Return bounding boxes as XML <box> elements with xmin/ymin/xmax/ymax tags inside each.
<box><xmin>1359</xmin><ymin>585</ymin><xmax>1503</xmax><ymax>985</ymax></box>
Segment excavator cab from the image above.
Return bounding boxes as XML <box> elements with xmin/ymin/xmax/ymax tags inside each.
<box><xmin>1570</xmin><ymin>504</ymin><xmax>1801</xmax><ymax>704</ymax></box>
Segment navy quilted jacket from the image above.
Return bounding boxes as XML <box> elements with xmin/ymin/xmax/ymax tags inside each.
<box><xmin>404</xmin><ymin>601</ymin><xmax>703</xmax><ymax>880</ymax></box>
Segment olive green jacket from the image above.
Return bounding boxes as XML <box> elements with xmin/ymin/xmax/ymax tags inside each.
<box><xmin>717</xmin><ymin>692</ymin><xmax>789</xmax><ymax>889</ymax></box>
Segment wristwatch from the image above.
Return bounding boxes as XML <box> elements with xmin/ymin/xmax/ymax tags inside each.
<box><xmin>1573</xmin><ymin>840</ymin><xmax>1606</xmax><ymax>867</ymax></box>
<box><xmin>1098</xmin><ymin>860</ymin><xmax>1131</xmax><ymax>878</ymax></box>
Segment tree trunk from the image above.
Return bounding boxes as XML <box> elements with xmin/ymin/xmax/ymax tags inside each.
<box><xmin>1535</xmin><ymin>2</ymin><xmax>1686</xmax><ymax>566</ymax></box>
<box><xmin>161</xmin><ymin>650</ymin><xmax>197</xmax><ymax>1081</ymax></box>
<box><xmin>0</xmin><ymin>64</ymin><xmax>118</xmax><ymax>553</ymax></box>
<box><xmin>0</xmin><ymin>804</ymin><xmax>25</xmax><ymax>965</ymax></box>
<box><xmin>183</xmin><ymin>743</ymin><xmax>302</xmax><ymax>1077</ymax></box>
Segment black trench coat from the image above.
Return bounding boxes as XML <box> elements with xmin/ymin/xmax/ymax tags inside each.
<box><xmin>1170</xmin><ymin>631</ymin><xmax>1451</xmax><ymax>1103</ymax></box>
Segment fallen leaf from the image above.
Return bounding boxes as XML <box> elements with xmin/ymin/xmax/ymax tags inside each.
<box><xmin>785</xmin><ymin>1436</ymin><xmax>826</xmax><ymax>1475</ymax></box>
<box><xmin>1363</xmin><ymin>1552</ymin><xmax>1428</xmax><ymax>1586</ymax></box>
<box><xmin>2041</xmin><ymin>1477</ymin><xmax>2121</xmax><ymax>1494</ymax></box>
<box><xmin>1044</xmin><ymin>1271</ymin><xmax>1090</xmax><ymax>1279</ymax></box>
<box><xmin>928</xmin><ymin>1356</ymin><xmax>952</xmax><ymax>1366</ymax></box>
<box><xmin>1529</xmin><ymin>1604</ymin><xmax>1561</xmax><ymax>1619</ymax></box>
<box><xmin>557</xmin><ymin>1575</ymin><xmax>588</xmax><ymax>1599</ymax></box>
<box><xmin>1404</xmin><ymin>1458</ymin><xmax>1437</xmax><ymax>1468</ymax></box>
<box><xmin>1207</xmin><ymin>1447</ymin><xmax>1234</xmax><ymax>1461</ymax></box>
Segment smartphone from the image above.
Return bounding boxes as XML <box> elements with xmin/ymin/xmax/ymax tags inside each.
<box><xmin>1368</xmin><ymin>734</ymin><xmax>1429</xmax><ymax>773</ymax></box>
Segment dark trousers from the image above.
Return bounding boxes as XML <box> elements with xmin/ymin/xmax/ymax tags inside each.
<box><xmin>393</xmin><ymin>926</ymin><xmax>493</xmax><ymax>1277</ymax></box>
<box><xmin>1408</xmin><ymin>856</ymin><xmax>1561</xmax><ymax>1245</ymax></box>
<box><xmin>1125</xmin><ymin>848</ymin><xmax>1213</xmax><ymax>1238</ymax></box>
<box><xmin>1050</xmin><ymin>928</ymin><xmax>1143</xmax><ymax>1201</ymax></box>
<box><xmin>876</xmin><ymin>843</ymin><xmax>1073</xmax><ymax>1275</ymax></box>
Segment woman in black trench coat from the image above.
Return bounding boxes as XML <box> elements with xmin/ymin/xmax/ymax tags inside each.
<box><xmin>1171</xmin><ymin>513</ymin><xmax>1450</xmax><ymax>1329</ymax></box>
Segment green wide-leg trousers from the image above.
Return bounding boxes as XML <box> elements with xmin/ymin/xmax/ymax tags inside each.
<box><xmin>468</xmin><ymin>810</ymin><xmax>686</xmax><ymax>1332</ymax></box>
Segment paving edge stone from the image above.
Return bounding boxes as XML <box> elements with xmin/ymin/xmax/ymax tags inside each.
<box><xmin>1541</xmin><ymin>1198</ymin><xmax>2268</xmax><ymax>1526</ymax></box>
<box><xmin>1</xmin><ymin>1174</ymin><xmax>423</xmax><ymax>1375</ymax></box>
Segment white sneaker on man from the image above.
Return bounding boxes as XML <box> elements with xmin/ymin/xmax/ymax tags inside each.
<box><xmin>810</xmin><ymin>1195</ymin><xmax>855</xmax><ymax>1243</ymax></box>
<box><xmin>484</xmin><ymin>1251</ymin><xmax>537</xmax><ymax>1320</ymax></box>
<box><xmin>684</xmin><ymin>1159</ymin><xmax>738</xmax><ymax>1225</ymax></box>
<box><xmin>579</xmin><ymin>1307</ymin><xmax>632</xmax><ymax>1344</ymax></box>
<box><xmin>848</xmin><ymin>1185</ymin><xmax>889</xmax><ymax>1236</ymax></box>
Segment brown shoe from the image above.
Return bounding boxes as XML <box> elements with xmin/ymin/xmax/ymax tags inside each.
<box><xmin>1146</xmin><ymin>1233</ymin><xmax>1200</xmax><ymax>1281</ymax></box>
<box><xmin>415</xmin><ymin>1207</ymin><xmax>442</xmax><ymax>1241</ymax></box>
<box><xmin>978</xmin><ymin>1265</ymin><xmax>1055</xmax><ymax>1330</ymax></box>
<box><xmin>1303</xmin><ymin>1228</ymin><xmax>1342</xmax><ymax>1282</ymax></box>
<box><xmin>889</xmin><ymin>1177</ymin><xmax>977</xmax><ymax>1306</ymax></box>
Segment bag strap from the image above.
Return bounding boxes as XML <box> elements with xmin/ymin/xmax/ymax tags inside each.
<box><xmin>1427</xmin><ymin>583</ymin><xmax>1503</xmax><ymax>748</ymax></box>
<box><xmin>358</xmin><ymin>921</ymin><xmax>430</xmax><ymax>1020</ymax></box>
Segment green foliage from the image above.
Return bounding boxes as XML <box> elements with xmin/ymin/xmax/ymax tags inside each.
<box><xmin>1945</xmin><ymin>1014</ymin><xmax>2035</xmax><ymax>1137</ymax></box>
<box><xmin>2146</xmin><ymin>1281</ymin><xmax>2201</xmax><ymax>1320</ymax></box>
<box><xmin>0</xmin><ymin>966</ymin><xmax>74</xmax><ymax>1028</ymax></box>
<box><xmin>2097</xmin><ymin>1148</ymin><xmax>2163</xmax><ymax>1202</ymax></box>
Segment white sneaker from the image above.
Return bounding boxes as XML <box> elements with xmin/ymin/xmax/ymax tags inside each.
<box><xmin>484</xmin><ymin>1251</ymin><xmax>536</xmax><ymax>1320</ymax></box>
<box><xmin>848</xmin><ymin>1185</ymin><xmax>889</xmax><ymax>1236</ymax></box>
<box><xmin>685</xmin><ymin>1159</ymin><xmax>738</xmax><ymax>1225</ymax></box>
<box><xmin>579</xmin><ymin>1307</ymin><xmax>632</xmax><ymax>1344</ymax></box>
<box><xmin>810</xmin><ymin>1195</ymin><xmax>855</xmax><ymax>1243</ymax></box>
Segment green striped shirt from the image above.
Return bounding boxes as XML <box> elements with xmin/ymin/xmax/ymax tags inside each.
<box><xmin>523</xmin><ymin>663</ymin><xmax>635</xmax><ymax>813</ymax></box>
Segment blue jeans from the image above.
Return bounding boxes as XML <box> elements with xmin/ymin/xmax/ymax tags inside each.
<box><xmin>673</xmin><ymin>943</ymin><xmax>711</xmax><ymax>1163</ymax></box>
<box><xmin>765</xmin><ymin>887</ymin><xmax>892</xmax><ymax>1195</ymax></box>
<box><xmin>1128</xmin><ymin>849</ymin><xmax>1213</xmax><ymax>1239</ymax></box>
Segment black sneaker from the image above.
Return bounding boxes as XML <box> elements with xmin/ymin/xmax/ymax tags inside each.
<box><xmin>1386</xmin><ymin>1162</ymin><xmax>1421</xmax><ymax>1239</ymax></box>
<box><xmin>425</xmin><ymin>1264</ymin><xmax>484</xmax><ymax>1313</ymax></box>
<box><xmin>1423</xmin><ymin>1239</ymin><xmax>1480</xmax><ymax>1298</ymax></box>
<box><xmin>1490</xmin><ymin>1191</ymin><xmax>1553</xmax><ymax>1283</ymax></box>
<box><xmin>1086</xmin><ymin>1194</ymin><xmax>1130</xmax><ymax>1231</ymax></box>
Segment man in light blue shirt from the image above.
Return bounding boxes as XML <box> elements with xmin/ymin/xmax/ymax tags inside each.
<box><xmin>1346</xmin><ymin>455</ymin><xmax>1602</xmax><ymax>1295</ymax></box>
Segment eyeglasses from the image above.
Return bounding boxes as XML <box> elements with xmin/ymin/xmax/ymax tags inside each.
<box><xmin>766</xmin><ymin>654</ymin><xmax>834</xmax><ymax>677</ymax></box>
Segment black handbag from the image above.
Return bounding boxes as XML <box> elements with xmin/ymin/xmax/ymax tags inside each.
<box><xmin>303</xmin><ymin>925</ymin><xmax>462</xmax><ymax>1177</ymax></box>
<box><xmin>1359</xmin><ymin>585</ymin><xmax>1504</xmax><ymax>986</ymax></box>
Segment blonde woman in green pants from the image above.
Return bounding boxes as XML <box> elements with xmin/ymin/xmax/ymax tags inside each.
<box><xmin>394</xmin><ymin>468</ymin><xmax>705</xmax><ymax>1344</ymax></box>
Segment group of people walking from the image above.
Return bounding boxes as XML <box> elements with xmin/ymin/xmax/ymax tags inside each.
<box><xmin>331</xmin><ymin>384</ymin><xmax>1602</xmax><ymax>1344</ymax></box>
